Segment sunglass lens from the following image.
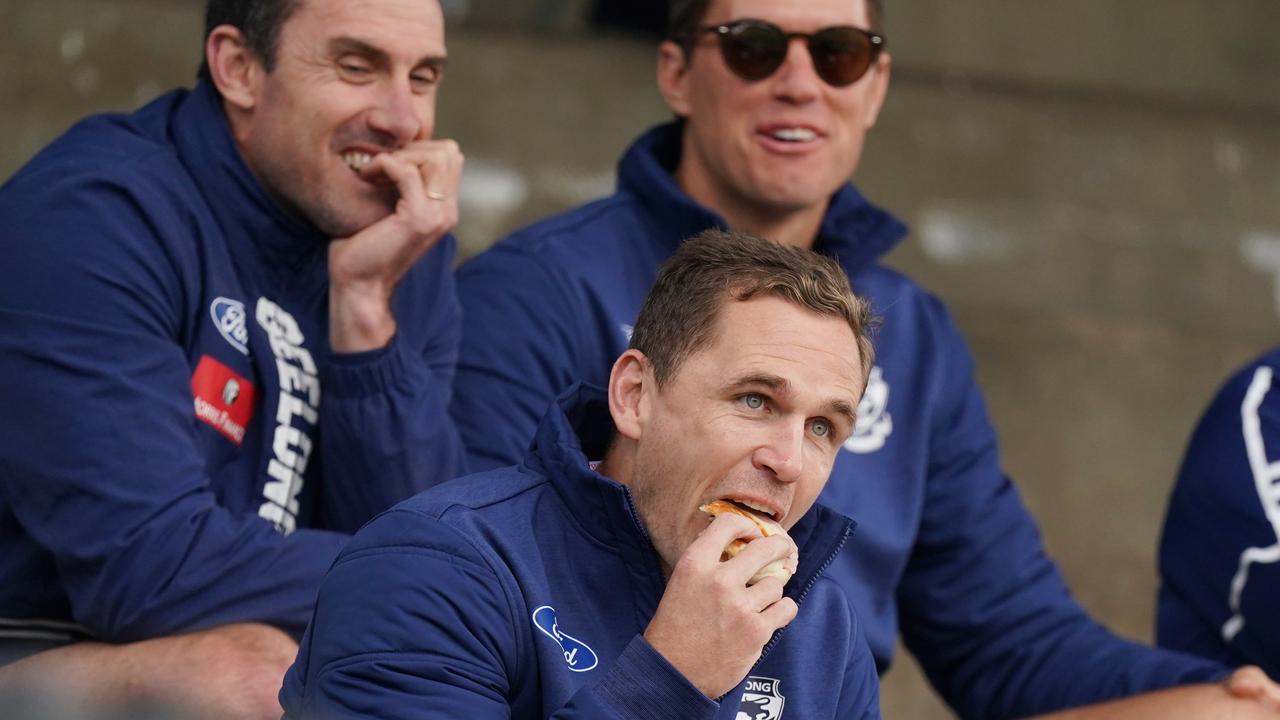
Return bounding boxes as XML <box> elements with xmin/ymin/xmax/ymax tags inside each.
<box><xmin>719</xmin><ymin>22</ymin><xmax>788</xmax><ymax>82</ymax></box>
<box><xmin>809</xmin><ymin>27</ymin><xmax>874</xmax><ymax>87</ymax></box>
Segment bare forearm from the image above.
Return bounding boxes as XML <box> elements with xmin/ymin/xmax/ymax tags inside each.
<box><xmin>329</xmin><ymin>283</ymin><xmax>397</xmax><ymax>352</ymax></box>
<box><xmin>0</xmin><ymin>623</ymin><xmax>298</xmax><ymax>720</ymax></box>
<box><xmin>1031</xmin><ymin>684</ymin><xmax>1279</xmax><ymax>720</ymax></box>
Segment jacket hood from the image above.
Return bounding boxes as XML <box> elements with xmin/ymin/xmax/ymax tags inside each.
<box><xmin>171</xmin><ymin>81</ymin><xmax>330</xmax><ymax>284</ymax></box>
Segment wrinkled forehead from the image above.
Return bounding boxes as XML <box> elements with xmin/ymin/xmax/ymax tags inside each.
<box><xmin>692</xmin><ymin>296</ymin><xmax>864</xmax><ymax>398</ymax></box>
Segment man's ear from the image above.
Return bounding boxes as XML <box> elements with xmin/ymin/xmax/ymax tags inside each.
<box><xmin>860</xmin><ymin>51</ymin><xmax>892</xmax><ymax>129</ymax></box>
<box><xmin>608</xmin><ymin>349</ymin><xmax>653</xmax><ymax>441</ymax></box>
<box><xmin>656</xmin><ymin>40</ymin><xmax>692</xmax><ymax>118</ymax></box>
<box><xmin>205</xmin><ymin>25</ymin><xmax>262</xmax><ymax>112</ymax></box>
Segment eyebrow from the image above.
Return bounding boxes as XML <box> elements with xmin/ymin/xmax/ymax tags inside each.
<box><xmin>727</xmin><ymin>373</ymin><xmax>858</xmax><ymax>428</ymax></box>
<box><xmin>827</xmin><ymin>399</ymin><xmax>858</xmax><ymax>430</ymax></box>
<box><xmin>327</xmin><ymin>37</ymin><xmax>448</xmax><ymax>73</ymax></box>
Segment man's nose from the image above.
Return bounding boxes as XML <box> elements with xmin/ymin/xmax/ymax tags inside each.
<box><xmin>368</xmin><ymin>79</ymin><xmax>423</xmax><ymax>145</ymax></box>
<box><xmin>771</xmin><ymin>38</ymin><xmax>823</xmax><ymax>103</ymax></box>
<box><xmin>753</xmin><ymin>421</ymin><xmax>805</xmax><ymax>483</ymax></box>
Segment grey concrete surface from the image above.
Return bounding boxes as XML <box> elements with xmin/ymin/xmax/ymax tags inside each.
<box><xmin>3</xmin><ymin>2</ymin><xmax>1278</xmax><ymax>718</ymax></box>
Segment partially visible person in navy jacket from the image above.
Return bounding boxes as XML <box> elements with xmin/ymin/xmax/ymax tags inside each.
<box><xmin>0</xmin><ymin>0</ymin><xmax>466</xmax><ymax>716</ymax></box>
<box><xmin>1159</xmin><ymin>348</ymin><xmax>1280</xmax><ymax>679</ymax></box>
<box><xmin>282</xmin><ymin>230</ymin><xmax>882</xmax><ymax>719</ymax></box>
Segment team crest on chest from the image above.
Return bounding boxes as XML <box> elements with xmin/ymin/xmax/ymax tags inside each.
<box><xmin>844</xmin><ymin>365</ymin><xmax>892</xmax><ymax>454</ymax></box>
<box><xmin>738</xmin><ymin>676</ymin><xmax>786</xmax><ymax>720</ymax></box>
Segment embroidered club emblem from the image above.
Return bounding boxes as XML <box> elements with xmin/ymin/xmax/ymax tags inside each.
<box><xmin>210</xmin><ymin>297</ymin><xmax>249</xmax><ymax>355</ymax></box>
<box><xmin>531</xmin><ymin>605</ymin><xmax>598</xmax><ymax>672</ymax></box>
<box><xmin>191</xmin><ymin>355</ymin><xmax>256</xmax><ymax>445</ymax></box>
<box><xmin>738</xmin><ymin>676</ymin><xmax>786</xmax><ymax>720</ymax></box>
<box><xmin>844</xmin><ymin>365</ymin><xmax>892</xmax><ymax>454</ymax></box>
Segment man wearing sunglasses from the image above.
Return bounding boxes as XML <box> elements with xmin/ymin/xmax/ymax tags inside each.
<box><xmin>452</xmin><ymin>1</ymin><xmax>1280</xmax><ymax>718</ymax></box>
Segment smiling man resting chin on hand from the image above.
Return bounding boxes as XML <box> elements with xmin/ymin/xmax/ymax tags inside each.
<box><xmin>281</xmin><ymin>229</ymin><xmax>883</xmax><ymax>720</ymax></box>
<box><xmin>0</xmin><ymin>1</ymin><xmax>466</xmax><ymax>717</ymax></box>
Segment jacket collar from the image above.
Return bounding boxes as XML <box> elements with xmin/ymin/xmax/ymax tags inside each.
<box><xmin>616</xmin><ymin>121</ymin><xmax>909</xmax><ymax>275</ymax></box>
<box><xmin>170</xmin><ymin>81</ymin><xmax>329</xmax><ymax>283</ymax></box>
<box><xmin>524</xmin><ymin>383</ymin><xmax>856</xmax><ymax>603</ymax></box>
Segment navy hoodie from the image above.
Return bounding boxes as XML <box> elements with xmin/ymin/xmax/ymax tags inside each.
<box><xmin>450</xmin><ymin>123</ymin><xmax>1226</xmax><ymax>718</ymax></box>
<box><xmin>1159</xmin><ymin>347</ymin><xmax>1280</xmax><ymax>678</ymax></box>
<box><xmin>281</xmin><ymin>385</ymin><xmax>880</xmax><ymax>720</ymax></box>
<box><xmin>0</xmin><ymin>81</ymin><xmax>465</xmax><ymax>644</ymax></box>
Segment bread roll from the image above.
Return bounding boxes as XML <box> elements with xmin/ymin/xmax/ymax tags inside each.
<box><xmin>699</xmin><ymin>499</ymin><xmax>796</xmax><ymax>586</ymax></box>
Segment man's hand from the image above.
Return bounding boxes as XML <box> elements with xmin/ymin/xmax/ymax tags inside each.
<box><xmin>1226</xmin><ymin>666</ymin><xmax>1280</xmax><ymax>712</ymax></box>
<box><xmin>328</xmin><ymin>139</ymin><xmax>463</xmax><ymax>353</ymax></box>
<box><xmin>643</xmin><ymin>512</ymin><xmax>800</xmax><ymax>699</ymax></box>
<box><xmin>1032</xmin><ymin>667</ymin><xmax>1280</xmax><ymax>719</ymax></box>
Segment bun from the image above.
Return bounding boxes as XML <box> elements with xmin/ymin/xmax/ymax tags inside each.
<box><xmin>699</xmin><ymin>500</ymin><xmax>796</xmax><ymax>585</ymax></box>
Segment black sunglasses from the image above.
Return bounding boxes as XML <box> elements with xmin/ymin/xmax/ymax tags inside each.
<box><xmin>692</xmin><ymin>19</ymin><xmax>885</xmax><ymax>88</ymax></box>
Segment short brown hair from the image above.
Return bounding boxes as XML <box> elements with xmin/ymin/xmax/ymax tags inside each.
<box><xmin>198</xmin><ymin>0</ymin><xmax>304</xmax><ymax>81</ymax></box>
<box><xmin>630</xmin><ymin>229</ymin><xmax>875</xmax><ymax>388</ymax></box>
<box><xmin>667</xmin><ymin>0</ymin><xmax>884</xmax><ymax>48</ymax></box>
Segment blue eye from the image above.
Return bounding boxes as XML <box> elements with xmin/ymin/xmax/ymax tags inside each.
<box><xmin>811</xmin><ymin>419</ymin><xmax>830</xmax><ymax>437</ymax></box>
<box><xmin>742</xmin><ymin>394</ymin><xmax>765</xmax><ymax>410</ymax></box>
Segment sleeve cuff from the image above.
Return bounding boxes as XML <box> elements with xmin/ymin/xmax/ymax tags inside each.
<box><xmin>593</xmin><ymin>635</ymin><xmax>718</xmax><ymax>720</ymax></box>
<box><xmin>324</xmin><ymin>334</ymin><xmax>427</xmax><ymax>398</ymax></box>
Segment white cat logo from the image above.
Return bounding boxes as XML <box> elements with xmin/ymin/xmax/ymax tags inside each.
<box><xmin>844</xmin><ymin>366</ymin><xmax>892</xmax><ymax>454</ymax></box>
<box><xmin>738</xmin><ymin>676</ymin><xmax>785</xmax><ymax>720</ymax></box>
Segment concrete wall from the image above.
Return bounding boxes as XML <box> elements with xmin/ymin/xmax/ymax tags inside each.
<box><xmin>3</xmin><ymin>2</ymin><xmax>1278</xmax><ymax>717</ymax></box>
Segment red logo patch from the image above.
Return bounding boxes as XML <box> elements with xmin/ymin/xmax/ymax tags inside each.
<box><xmin>191</xmin><ymin>355</ymin><xmax>257</xmax><ymax>444</ymax></box>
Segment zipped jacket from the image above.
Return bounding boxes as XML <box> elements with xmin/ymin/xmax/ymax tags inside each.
<box><xmin>0</xmin><ymin>81</ymin><xmax>466</xmax><ymax>643</ymax></box>
<box><xmin>450</xmin><ymin>123</ymin><xmax>1226</xmax><ymax>719</ymax></box>
<box><xmin>282</xmin><ymin>385</ymin><xmax>880</xmax><ymax>720</ymax></box>
<box><xmin>1159</xmin><ymin>347</ymin><xmax>1280</xmax><ymax>678</ymax></box>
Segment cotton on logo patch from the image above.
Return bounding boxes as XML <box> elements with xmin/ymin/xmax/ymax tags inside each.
<box><xmin>191</xmin><ymin>355</ymin><xmax>256</xmax><ymax>444</ymax></box>
<box><xmin>210</xmin><ymin>297</ymin><xmax>249</xmax><ymax>355</ymax></box>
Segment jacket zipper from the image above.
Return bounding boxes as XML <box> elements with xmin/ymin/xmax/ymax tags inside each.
<box><xmin>757</xmin><ymin>520</ymin><xmax>854</xmax><ymax>661</ymax></box>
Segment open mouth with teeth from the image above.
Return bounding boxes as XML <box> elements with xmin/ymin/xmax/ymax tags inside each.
<box><xmin>767</xmin><ymin>127</ymin><xmax>818</xmax><ymax>143</ymax></box>
<box><xmin>712</xmin><ymin>497</ymin><xmax>781</xmax><ymax>523</ymax></box>
<box><xmin>342</xmin><ymin>152</ymin><xmax>376</xmax><ymax>172</ymax></box>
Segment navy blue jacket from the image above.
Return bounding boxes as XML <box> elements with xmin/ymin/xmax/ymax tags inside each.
<box><xmin>281</xmin><ymin>385</ymin><xmax>880</xmax><ymax>720</ymax></box>
<box><xmin>450</xmin><ymin>123</ymin><xmax>1226</xmax><ymax>718</ymax></box>
<box><xmin>0</xmin><ymin>81</ymin><xmax>465</xmax><ymax>643</ymax></box>
<box><xmin>1159</xmin><ymin>347</ymin><xmax>1280</xmax><ymax>678</ymax></box>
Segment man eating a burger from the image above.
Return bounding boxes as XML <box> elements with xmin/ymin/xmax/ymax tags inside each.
<box><xmin>281</xmin><ymin>228</ymin><xmax>882</xmax><ymax>719</ymax></box>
